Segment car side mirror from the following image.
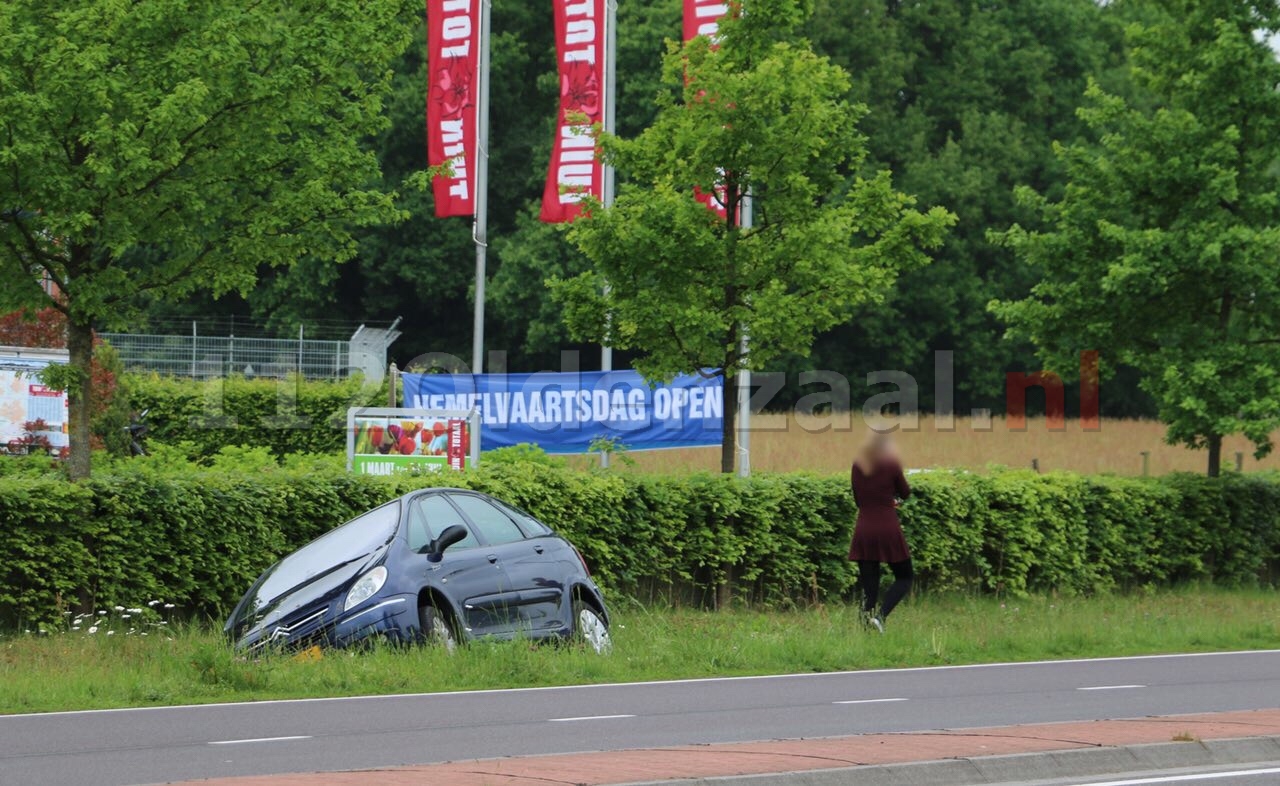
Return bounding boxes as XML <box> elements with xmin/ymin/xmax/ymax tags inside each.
<box><xmin>429</xmin><ymin>524</ymin><xmax>469</xmax><ymax>559</ymax></box>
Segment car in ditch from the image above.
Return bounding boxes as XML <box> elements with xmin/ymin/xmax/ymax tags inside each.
<box><xmin>224</xmin><ymin>488</ymin><xmax>611</xmax><ymax>654</ymax></box>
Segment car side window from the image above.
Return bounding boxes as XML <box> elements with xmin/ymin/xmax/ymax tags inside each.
<box><xmin>408</xmin><ymin>495</ymin><xmax>479</xmax><ymax>552</ymax></box>
<box><xmin>449</xmin><ymin>495</ymin><xmax>526</xmax><ymax>546</ymax></box>
<box><xmin>496</xmin><ymin>500</ymin><xmax>553</xmax><ymax>537</ymax></box>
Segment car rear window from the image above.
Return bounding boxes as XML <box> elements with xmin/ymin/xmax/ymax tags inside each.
<box><xmin>496</xmin><ymin>500</ymin><xmax>554</xmax><ymax>537</ymax></box>
<box><xmin>449</xmin><ymin>494</ymin><xmax>526</xmax><ymax>545</ymax></box>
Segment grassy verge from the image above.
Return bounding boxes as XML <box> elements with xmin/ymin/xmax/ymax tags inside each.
<box><xmin>1</xmin><ymin>589</ymin><xmax>1277</xmax><ymax>715</ymax></box>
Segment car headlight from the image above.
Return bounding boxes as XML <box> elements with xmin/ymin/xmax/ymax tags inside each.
<box><xmin>343</xmin><ymin>566</ymin><xmax>388</xmax><ymax>612</ymax></box>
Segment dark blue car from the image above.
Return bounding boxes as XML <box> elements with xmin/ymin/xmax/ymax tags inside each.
<box><xmin>224</xmin><ymin>488</ymin><xmax>611</xmax><ymax>653</ymax></box>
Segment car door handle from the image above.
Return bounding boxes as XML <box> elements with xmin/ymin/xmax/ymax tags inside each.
<box><xmin>487</xmin><ymin>554</ymin><xmax>499</xmax><ymax>564</ymax></box>
<box><xmin>533</xmin><ymin>545</ymin><xmax>544</xmax><ymax>554</ymax></box>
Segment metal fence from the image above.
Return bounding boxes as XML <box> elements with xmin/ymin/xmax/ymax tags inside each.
<box><xmin>100</xmin><ymin>318</ymin><xmax>401</xmax><ymax>382</ymax></box>
<box><xmin>101</xmin><ymin>332</ymin><xmax>352</xmax><ymax>381</ymax></box>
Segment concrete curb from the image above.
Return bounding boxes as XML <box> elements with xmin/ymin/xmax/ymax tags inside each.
<box><xmin>620</xmin><ymin>735</ymin><xmax>1280</xmax><ymax>786</ymax></box>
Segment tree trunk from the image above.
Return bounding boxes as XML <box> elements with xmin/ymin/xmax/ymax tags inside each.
<box><xmin>65</xmin><ymin>317</ymin><xmax>94</xmax><ymax>481</ymax></box>
<box><xmin>721</xmin><ymin>372</ymin><xmax>737</xmax><ymax>474</ymax></box>
<box><xmin>1207</xmin><ymin>434</ymin><xmax>1222</xmax><ymax>478</ymax></box>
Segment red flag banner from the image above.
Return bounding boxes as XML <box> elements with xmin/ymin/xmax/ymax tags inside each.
<box><xmin>540</xmin><ymin>0</ymin><xmax>607</xmax><ymax>223</ymax></box>
<box><xmin>683</xmin><ymin>0</ymin><xmax>734</xmax><ymax>220</ymax></box>
<box><xmin>427</xmin><ymin>0</ymin><xmax>481</xmax><ymax>218</ymax></box>
<box><xmin>683</xmin><ymin>0</ymin><xmax>730</xmax><ymax>43</ymax></box>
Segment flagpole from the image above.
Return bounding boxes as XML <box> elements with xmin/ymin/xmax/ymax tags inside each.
<box><xmin>737</xmin><ymin>190</ymin><xmax>752</xmax><ymax>478</ymax></box>
<box><xmin>471</xmin><ymin>0</ymin><xmax>492</xmax><ymax>375</ymax></box>
<box><xmin>599</xmin><ymin>0</ymin><xmax>617</xmax><ymax>467</ymax></box>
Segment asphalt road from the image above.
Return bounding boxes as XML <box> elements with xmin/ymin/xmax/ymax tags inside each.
<box><xmin>1</xmin><ymin>650</ymin><xmax>1277</xmax><ymax>786</ymax></box>
<box><xmin>1044</xmin><ymin>764</ymin><xmax>1280</xmax><ymax>785</ymax></box>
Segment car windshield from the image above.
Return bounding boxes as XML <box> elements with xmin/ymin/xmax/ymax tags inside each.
<box><xmin>255</xmin><ymin>500</ymin><xmax>401</xmax><ymax>602</ymax></box>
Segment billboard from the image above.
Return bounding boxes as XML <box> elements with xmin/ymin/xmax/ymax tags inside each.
<box><xmin>402</xmin><ymin>370</ymin><xmax>724</xmax><ymax>454</ymax></box>
<box><xmin>0</xmin><ymin>348</ymin><xmax>69</xmax><ymax>454</ymax></box>
<box><xmin>345</xmin><ymin>407</ymin><xmax>480</xmax><ymax>476</ymax></box>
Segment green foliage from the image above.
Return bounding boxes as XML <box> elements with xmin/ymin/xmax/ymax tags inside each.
<box><xmin>2</xmin><ymin>461</ymin><xmax>1277</xmax><ymax>626</ymax></box>
<box><xmin>0</xmin><ymin>0</ymin><xmax>419</xmax><ymax>476</ymax></box>
<box><xmin>117</xmin><ymin>0</ymin><xmax>1156</xmax><ymax>424</ymax></box>
<box><xmin>553</xmin><ymin>0</ymin><xmax>954</xmax><ymax>472</ymax></box>
<box><xmin>800</xmin><ymin>0</ymin><xmax>1132</xmax><ymax>415</ymax></box>
<box><xmin>992</xmin><ymin>1</ymin><xmax>1280</xmax><ymax>474</ymax></box>
<box><xmin>123</xmin><ymin>374</ymin><xmax>385</xmax><ymax>459</ymax></box>
<box><xmin>92</xmin><ymin>342</ymin><xmax>132</xmax><ymax>458</ymax></box>
<box><xmin>556</xmin><ymin>1</ymin><xmax>953</xmax><ymax>381</ymax></box>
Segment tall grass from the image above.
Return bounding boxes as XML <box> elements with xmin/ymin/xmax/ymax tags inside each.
<box><xmin>568</xmin><ymin>414</ymin><xmax>1280</xmax><ymax>476</ymax></box>
<box><xmin>2</xmin><ymin>590</ymin><xmax>1276</xmax><ymax>714</ymax></box>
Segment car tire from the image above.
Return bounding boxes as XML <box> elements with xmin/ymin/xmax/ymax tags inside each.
<box><xmin>573</xmin><ymin>598</ymin><xmax>612</xmax><ymax>654</ymax></box>
<box><xmin>418</xmin><ymin>604</ymin><xmax>458</xmax><ymax>652</ymax></box>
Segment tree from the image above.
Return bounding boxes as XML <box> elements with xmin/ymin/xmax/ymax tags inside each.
<box><xmin>798</xmin><ymin>0</ymin><xmax>1132</xmax><ymax>416</ymax></box>
<box><xmin>0</xmin><ymin>0</ymin><xmax>418</xmax><ymax>478</ymax></box>
<box><xmin>993</xmin><ymin>0</ymin><xmax>1280</xmax><ymax>476</ymax></box>
<box><xmin>552</xmin><ymin>0</ymin><xmax>953</xmax><ymax>473</ymax></box>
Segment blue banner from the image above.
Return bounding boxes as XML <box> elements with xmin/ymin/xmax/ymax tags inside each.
<box><xmin>402</xmin><ymin>371</ymin><xmax>724</xmax><ymax>454</ymax></box>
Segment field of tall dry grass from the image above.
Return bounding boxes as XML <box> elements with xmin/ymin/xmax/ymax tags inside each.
<box><xmin>576</xmin><ymin>414</ymin><xmax>1280</xmax><ymax>476</ymax></box>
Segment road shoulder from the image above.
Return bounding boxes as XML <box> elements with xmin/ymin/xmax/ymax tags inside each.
<box><xmin>173</xmin><ymin>708</ymin><xmax>1280</xmax><ymax>786</ymax></box>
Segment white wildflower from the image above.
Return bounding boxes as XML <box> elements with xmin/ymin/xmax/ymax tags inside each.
<box><xmin>87</xmin><ymin>627</ymin><xmax>98</xmax><ymax>634</ymax></box>
<box><xmin>113</xmin><ymin>606</ymin><xmax>125</xmax><ymax>612</ymax></box>
<box><xmin>163</xmin><ymin>604</ymin><xmax>175</xmax><ymax>609</ymax></box>
<box><xmin>98</xmin><ymin>610</ymin><xmax>107</xmax><ymax>616</ymax></box>
<box><xmin>148</xmin><ymin>600</ymin><xmax>161</xmax><ymax>607</ymax></box>
<box><xmin>106</xmin><ymin>631</ymin><xmax>115</xmax><ymax>636</ymax></box>
<box><xmin>127</xmin><ymin>608</ymin><xmax>143</xmax><ymax>614</ymax></box>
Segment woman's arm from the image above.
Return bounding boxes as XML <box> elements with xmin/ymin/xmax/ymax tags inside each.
<box><xmin>893</xmin><ymin>462</ymin><xmax>911</xmax><ymax>500</ymax></box>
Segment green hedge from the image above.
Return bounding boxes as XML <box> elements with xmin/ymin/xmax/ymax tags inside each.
<box><xmin>124</xmin><ymin>374</ymin><xmax>387</xmax><ymax>457</ymax></box>
<box><xmin>2</xmin><ymin>464</ymin><xmax>1278</xmax><ymax>625</ymax></box>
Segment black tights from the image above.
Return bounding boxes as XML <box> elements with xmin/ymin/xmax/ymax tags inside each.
<box><xmin>857</xmin><ymin>559</ymin><xmax>913</xmax><ymax>620</ymax></box>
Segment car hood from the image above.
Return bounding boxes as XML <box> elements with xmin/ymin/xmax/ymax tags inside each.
<box><xmin>226</xmin><ymin>547</ymin><xmax>387</xmax><ymax>645</ymax></box>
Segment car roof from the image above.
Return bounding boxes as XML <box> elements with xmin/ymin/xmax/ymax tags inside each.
<box><xmin>401</xmin><ymin>486</ymin><xmax>470</xmax><ymax>501</ymax></box>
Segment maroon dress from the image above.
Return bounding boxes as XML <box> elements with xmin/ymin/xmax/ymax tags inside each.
<box><xmin>848</xmin><ymin>459</ymin><xmax>911</xmax><ymax>563</ymax></box>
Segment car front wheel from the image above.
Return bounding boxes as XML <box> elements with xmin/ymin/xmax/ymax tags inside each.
<box><xmin>573</xmin><ymin>599</ymin><xmax>611</xmax><ymax>654</ymax></box>
<box><xmin>418</xmin><ymin>604</ymin><xmax>458</xmax><ymax>652</ymax></box>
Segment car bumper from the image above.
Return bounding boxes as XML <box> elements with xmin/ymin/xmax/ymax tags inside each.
<box><xmin>329</xmin><ymin>593</ymin><xmax>418</xmax><ymax>645</ymax></box>
<box><xmin>237</xmin><ymin>592</ymin><xmax>419</xmax><ymax>652</ymax></box>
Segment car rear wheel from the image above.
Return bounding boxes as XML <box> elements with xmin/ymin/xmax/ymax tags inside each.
<box><xmin>573</xmin><ymin>599</ymin><xmax>611</xmax><ymax>654</ymax></box>
<box><xmin>418</xmin><ymin>604</ymin><xmax>458</xmax><ymax>652</ymax></box>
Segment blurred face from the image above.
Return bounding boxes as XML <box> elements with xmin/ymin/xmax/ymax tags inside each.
<box><xmin>870</xmin><ymin>435</ymin><xmax>897</xmax><ymax>463</ymax></box>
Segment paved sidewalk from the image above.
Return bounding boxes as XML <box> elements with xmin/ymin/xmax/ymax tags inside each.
<box><xmin>176</xmin><ymin>708</ymin><xmax>1280</xmax><ymax>785</ymax></box>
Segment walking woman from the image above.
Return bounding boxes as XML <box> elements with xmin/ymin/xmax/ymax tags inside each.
<box><xmin>849</xmin><ymin>432</ymin><xmax>912</xmax><ymax>633</ymax></box>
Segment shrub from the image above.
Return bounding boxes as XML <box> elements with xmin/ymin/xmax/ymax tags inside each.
<box><xmin>124</xmin><ymin>374</ymin><xmax>387</xmax><ymax>458</ymax></box>
<box><xmin>0</xmin><ymin>464</ymin><xmax>1276</xmax><ymax>626</ymax></box>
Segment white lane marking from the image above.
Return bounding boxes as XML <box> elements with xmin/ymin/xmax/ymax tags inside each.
<box><xmin>3</xmin><ymin>649</ymin><xmax>1276</xmax><ymax>719</ymax></box>
<box><xmin>1072</xmin><ymin>766</ymin><xmax>1280</xmax><ymax>785</ymax></box>
<box><xmin>208</xmin><ymin>735</ymin><xmax>312</xmax><ymax>745</ymax></box>
<box><xmin>833</xmin><ymin>698</ymin><xmax>909</xmax><ymax>705</ymax></box>
<box><xmin>548</xmin><ymin>714</ymin><xmax>636</xmax><ymax>722</ymax></box>
<box><xmin>1077</xmin><ymin>684</ymin><xmax>1147</xmax><ymax>691</ymax></box>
